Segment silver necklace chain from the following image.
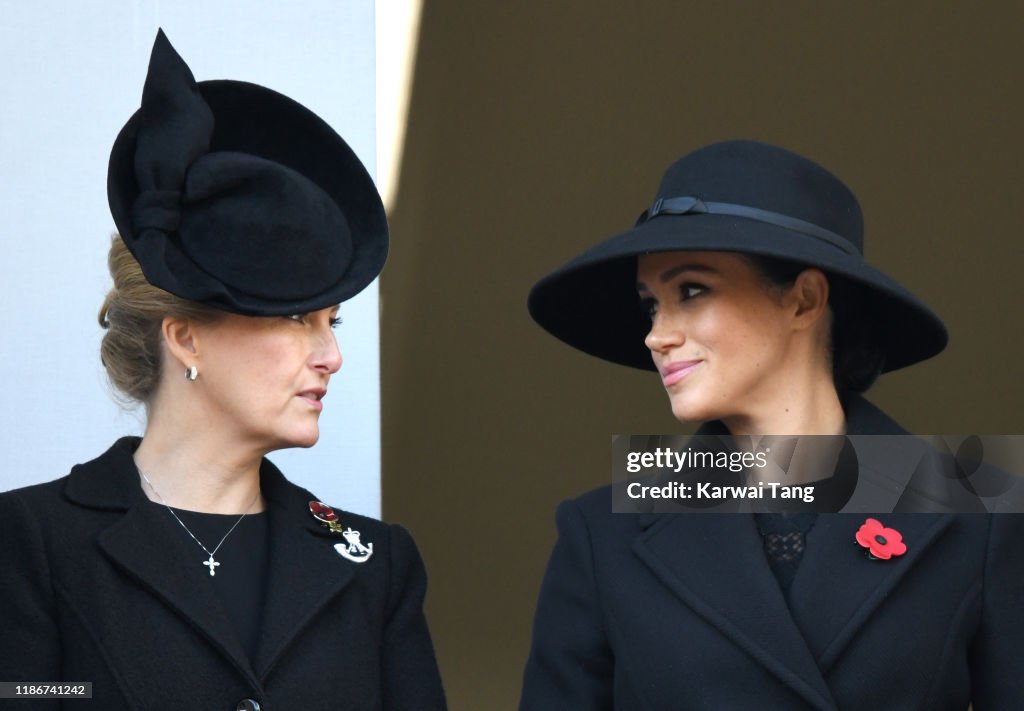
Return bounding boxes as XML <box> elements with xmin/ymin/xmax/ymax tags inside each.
<box><xmin>137</xmin><ymin>467</ymin><xmax>260</xmax><ymax>577</ymax></box>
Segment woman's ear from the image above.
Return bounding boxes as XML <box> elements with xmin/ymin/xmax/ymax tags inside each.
<box><xmin>790</xmin><ymin>268</ymin><xmax>831</xmax><ymax>330</ymax></box>
<box><xmin>161</xmin><ymin>316</ymin><xmax>199</xmax><ymax>370</ymax></box>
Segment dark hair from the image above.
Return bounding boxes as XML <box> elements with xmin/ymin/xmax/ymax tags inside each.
<box><xmin>743</xmin><ymin>254</ymin><xmax>885</xmax><ymax>394</ymax></box>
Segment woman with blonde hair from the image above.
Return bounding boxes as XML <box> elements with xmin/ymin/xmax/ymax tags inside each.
<box><xmin>0</xmin><ymin>31</ymin><xmax>445</xmax><ymax>710</ymax></box>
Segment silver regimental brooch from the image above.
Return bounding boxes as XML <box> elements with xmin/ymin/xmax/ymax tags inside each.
<box><xmin>308</xmin><ymin>500</ymin><xmax>373</xmax><ymax>563</ymax></box>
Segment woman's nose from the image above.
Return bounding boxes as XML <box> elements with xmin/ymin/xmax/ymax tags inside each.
<box><xmin>313</xmin><ymin>331</ymin><xmax>343</xmax><ymax>374</ymax></box>
<box><xmin>644</xmin><ymin>314</ymin><xmax>685</xmax><ymax>353</ymax></box>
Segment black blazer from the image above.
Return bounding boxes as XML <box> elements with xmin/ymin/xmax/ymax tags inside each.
<box><xmin>519</xmin><ymin>396</ymin><xmax>1024</xmax><ymax>710</ymax></box>
<box><xmin>0</xmin><ymin>438</ymin><xmax>447</xmax><ymax>710</ymax></box>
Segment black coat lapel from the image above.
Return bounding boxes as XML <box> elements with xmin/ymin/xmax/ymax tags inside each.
<box><xmin>252</xmin><ymin>460</ymin><xmax>355</xmax><ymax>680</ymax></box>
<box><xmin>780</xmin><ymin>392</ymin><xmax>955</xmax><ymax>669</ymax></box>
<box><xmin>785</xmin><ymin>513</ymin><xmax>954</xmax><ymax>671</ymax></box>
<box><xmin>67</xmin><ymin>438</ymin><xmax>357</xmax><ymax>688</ymax></box>
<box><xmin>68</xmin><ymin>438</ymin><xmax>262</xmax><ymax>688</ymax></box>
<box><xmin>97</xmin><ymin>503</ymin><xmax>262</xmax><ymax>689</ymax></box>
<box><xmin>629</xmin><ymin>395</ymin><xmax>940</xmax><ymax>708</ymax></box>
<box><xmin>633</xmin><ymin>515</ymin><xmax>839</xmax><ymax>711</ymax></box>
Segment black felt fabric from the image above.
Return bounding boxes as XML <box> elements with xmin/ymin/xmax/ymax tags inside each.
<box><xmin>519</xmin><ymin>395</ymin><xmax>1024</xmax><ymax>710</ymax></box>
<box><xmin>107</xmin><ymin>30</ymin><xmax>387</xmax><ymax>315</ymax></box>
<box><xmin>527</xmin><ymin>140</ymin><xmax>948</xmax><ymax>373</ymax></box>
<box><xmin>0</xmin><ymin>439</ymin><xmax>446</xmax><ymax>710</ymax></box>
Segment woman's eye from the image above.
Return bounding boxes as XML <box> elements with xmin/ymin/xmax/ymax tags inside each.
<box><xmin>680</xmin><ymin>283</ymin><xmax>707</xmax><ymax>300</ymax></box>
<box><xmin>639</xmin><ymin>297</ymin><xmax>658</xmax><ymax>318</ymax></box>
<box><xmin>287</xmin><ymin>313</ymin><xmax>341</xmax><ymax>328</ymax></box>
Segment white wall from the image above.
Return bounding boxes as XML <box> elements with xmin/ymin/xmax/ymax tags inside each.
<box><xmin>0</xmin><ymin>1</ymin><xmax>382</xmax><ymax>517</ymax></box>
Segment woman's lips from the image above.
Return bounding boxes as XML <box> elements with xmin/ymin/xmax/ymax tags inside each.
<box><xmin>660</xmin><ymin>360</ymin><xmax>701</xmax><ymax>387</ymax></box>
<box><xmin>299</xmin><ymin>396</ymin><xmax>324</xmax><ymax>411</ymax></box>
<box><xmin>298</xmin><ymin>388</ymin><xmax>326</xmax><ymax>411</ymax></box>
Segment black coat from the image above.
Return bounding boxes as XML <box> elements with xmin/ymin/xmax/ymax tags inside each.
<box><xmin>519</xmin><ymin>396</ymin><xmax>1024</xmax><ymax>710</ymax></box>
<box><xmin>0</xmin><ymin>438</ymin><xmax>447</xmax><ymax>711</ymax></box>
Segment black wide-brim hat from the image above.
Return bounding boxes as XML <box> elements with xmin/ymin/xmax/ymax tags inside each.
<box><xmin>107</xmin><ymin>30</ymin><xmax>387</xmax><ymax>315</ymax></box>
<box><xmin>528</xmin><ymin>140</ymin><xmax>947</xmax><ymax>373</ymax></box>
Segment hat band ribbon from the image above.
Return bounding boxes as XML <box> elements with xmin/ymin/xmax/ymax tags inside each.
<box><xmin>638</xmin><ymin>196</ymin><xmax>859</xmax><ymax>256</ymax></box>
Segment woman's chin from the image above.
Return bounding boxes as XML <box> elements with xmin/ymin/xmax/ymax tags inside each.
<box><xmin>294</xmin><ymin>431</ymin><xmax>321</xmax><ymax>449</ymax></box>
<box><xmin>668</xmin><ymin>394</ymin><xmax>717</xmax><ymax>425</ymax></box>
<box><xmin>275</xmin><ymin>427</ymin><xmax>321</xmax><ymax>450</ymax></box>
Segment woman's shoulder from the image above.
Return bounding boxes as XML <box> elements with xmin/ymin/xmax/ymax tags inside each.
<box><xmin>262</xmin><ymin>469</ymin><xmax>423</xmax><ymax>568</ymax></box>
<box><xmin>0</xmin><ymin>478</ymin><xmax>70</xmax><ymax>550</ymax></box>
<box><xmin>552</xmin><ymin>483</ymin><xmax>653</xmax><ymax>539</ymax></box>
<box><xmin>3</xmin><ymin>437</ymin><xmax>150</xmax><ymax>513</ymax></box>
<box><xmin>0</xmin><ymin>441</ymin><xmax>117</xmax><ymax>511</ymax></box>
<box><xmin>4</xmin><ymin>438</ymin><xmax>132</xmax><ymax>493</ymax></box>
<box><xmin>569</xmin><ymin>483</ymin><xmax>615</xmax><ymax>513</ymax></box>
<box><xmin>0</xmin><ymin>475</ymin><xmax>68</xmax><ymax>505</ymax></box>
<box><xmin>263</xmin><ymin>465</ymin><xmax>398</xmax><ymax>534</ymax></box>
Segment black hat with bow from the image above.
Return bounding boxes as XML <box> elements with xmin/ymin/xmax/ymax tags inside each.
<box><xmin>528</xmin><ymin>140</ymin><xmax>948</xmax><ymax>374</ymax></box>
<box><xmin>107</xmin><ymin>30</ymin><xmax>387</xmax><ymax>315</ymax></box>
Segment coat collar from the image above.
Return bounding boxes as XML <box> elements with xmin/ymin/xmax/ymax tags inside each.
<box><xmin>64</xmin><ymin>437</ymin><xmax>150</xmax><ymax>510</ymax></box>
<box><xmin>65</xmin><ymin>437</ymin><xmax>356</xmax><ymax>684</ymax></box>
<box><xmin>687</xmin><ymin>392</ymin><xmax>910</xmax><ymax>439</ymax></box>
<box><xmin>839</xmin><ymin>392</ymin><xmax>910</xmax><ymax>436</ymax></box>
<box><xmin>633</xmin><ymin>393</ymin><xmax>910</xmax><ymax>531</ymax></box>
<box><xmin>631</xmin><ymin>395</ymin><xmax>954</xmax><ymax>711</ymax></box>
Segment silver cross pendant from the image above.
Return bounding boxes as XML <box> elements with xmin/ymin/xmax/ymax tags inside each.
<box><xmin>203</xmin><ymin>555</ymin><xmax>220</xmax><ymax>576</ymax></box>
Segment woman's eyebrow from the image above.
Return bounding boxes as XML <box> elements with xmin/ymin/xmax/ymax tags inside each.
<box><xmin>637</xmin><ymin>263</ymin><xmax>717</xmax><ymax>290</ymax></box>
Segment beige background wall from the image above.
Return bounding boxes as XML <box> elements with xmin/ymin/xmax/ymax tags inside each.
<box><xmin>381</xmin><ymin>4</ymin><xmax>1022</xmax><ymax>709</ymax></box>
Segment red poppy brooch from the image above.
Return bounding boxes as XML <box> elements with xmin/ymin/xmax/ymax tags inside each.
<box><xmin>855</xmin><ymin>518</ymin><xmax>907</xmax><ymax>560</ymax></box>
<box><xmin>309</xmin><ymin>500</ymin><xmax>345</xmax><ymax>534</ymax></box>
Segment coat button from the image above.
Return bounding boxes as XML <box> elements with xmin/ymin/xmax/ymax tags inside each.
<box><xmin>236</xmin><ymin>700</ymin><xmax>261</xmax><ymax>711</ymax></box>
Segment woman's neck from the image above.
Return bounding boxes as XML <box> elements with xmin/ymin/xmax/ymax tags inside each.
<box><xmin>721</xmin><ymin>372</ymin><xmax>846</xmax><ymax>437</ymax></box>
<box><xmin>133</xmin><ymin>413</ymin><xmax>266</xmax><ymax>515</ymax></box>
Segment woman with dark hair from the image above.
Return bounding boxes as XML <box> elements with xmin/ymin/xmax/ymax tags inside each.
<box><xmin>520</xmin><ymin>141</ymin><xmax>1023</xmax><ymax>709</ymax></box>
<box><xmin>0</xmin><ymin>31</ymin><xmax>446</xmax><ymax>710</ymax></box>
